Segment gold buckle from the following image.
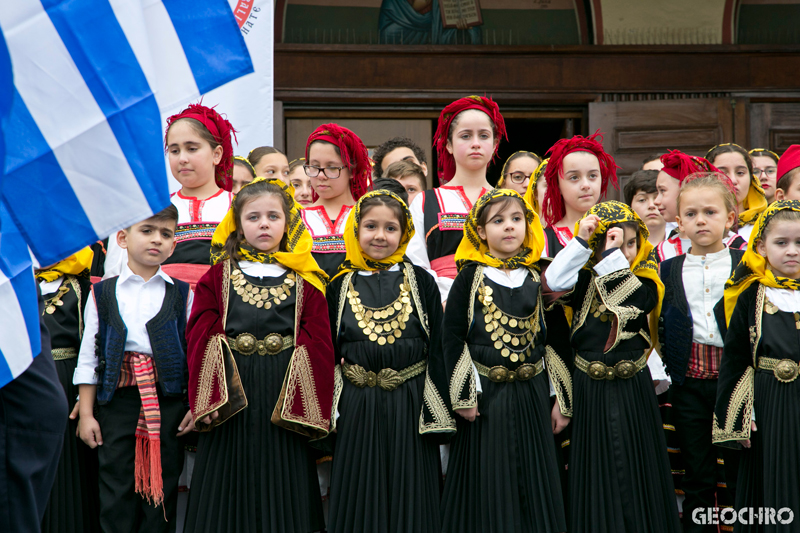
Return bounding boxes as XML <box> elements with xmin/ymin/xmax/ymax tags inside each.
<box><xmin>234</xmin><ymin>333</ymin><xmax>257</xmax><ymax>356</ymax></box>
<box><xmin>487</xmin><ymin>367</ymin><xmax>509</xmax><ymax>382</ymax></box>
<box><xmin>262</xmin><ymin>333</ymin><xmax>284</xmax><ymax>355</ymax></box>
<box><xmin>774</xmin><ymin>359</ymin><xmax>799</xmax><ymax>383</ymax></box>
<box><xmin>486</xmin><ymin>364</ymin><xmax>538</xmax><ymax>383</ymax></box>
<box><xmin>344</xmin><ymin>365</ymin><xmax>404</xmax><ymax>391</ymax></box>
<box><xmin>586</xmin><ymin>359</ymin><xmax>638</xmax><ymax>380</ymax></box>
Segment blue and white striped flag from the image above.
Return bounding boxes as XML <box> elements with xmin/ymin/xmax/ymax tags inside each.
<box><xmin>0</xmin><ymin>0</ymin><xmax>254</xmax><ymax>387</ymax></box>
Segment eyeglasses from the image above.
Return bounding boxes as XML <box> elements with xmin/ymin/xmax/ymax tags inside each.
<box><xmin>754</xmin><ymin>167</ymin><xmax>777</xmax><ymax>178</ymax></box>
<box><xmin>506</xmin><ymin>171</ymin><xmax>532</xmax><ymax>184</ymax></box>
<box><xmin>304</xmin><ymin>165</ymin><xmax>345</xmax><ymax>179</ymax></box>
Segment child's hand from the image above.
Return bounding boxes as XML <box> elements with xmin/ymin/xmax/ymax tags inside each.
<box><xmin>577</xmin><ymin>215</ymin><xmax>600</xmax><ymax>241</ymax></box>
<box><xmin>455</xmin><ymin>406</ymin><xmax>479</xmax><ymax>422</ymax></box>
<box><xmin>78</xmin><ymin>417</ymin><xmax>103</xmax><ymax>448</ymax></box>
<box><xmin>199</xmin><ymin>410</ymin><xmax>220</xmax><ymax>426</ymax></box>
<box><xmin>69</xmin><ymin>401</ymin><xmax>80</xmax><ymax>420</ymax></box>
<box><xmin>605</xmin><ymin>227</ymin><xmax>624</xmax><ymax>250</ymax></box>
<box><xmin>551</xmin><ymin>402</ymin><xmax>570</xmax><ymax>434</ymax></box>
<box><xmin>177</xmin><ymin>410</ymin><xmax>195</xmax><ymax>436</ymax></box>
<box><xmin>739</xmin><ymin>420</ymin><xmax>757</xmax><ymax>448</ymax></box>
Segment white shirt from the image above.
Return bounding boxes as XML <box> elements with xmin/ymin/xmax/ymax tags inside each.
<box><xmin>73</xmin><ymin>264</ymin><xmax>193</xmax><ymax>385</ymax></box>
<box><xmin>39</xmin><ymin>276</ymin><xmax>65</xmax><ymax>295</ymax></box>
<box><xmin>764</xmin><ymin>286</ymin><xmax>800</xmax><ymax>312</ymax></box>
<box><xmin>738</xmin><ymin>223</ymin><xmax>755</xmax><ymax>245</ymax></box>
<box><xmin>682</xmin><ymin>249</ymin><xmax>731</xmax><ymax>348</ymax></box>
<box><xmin>544</xmin><ymin>238</ymin><xmax>630</xmax><ymax>292</ymax></box>
<box><xmin>238</xmin><ymin>261</ymin><xmax>288</xmax><ymax>279</ymax></box>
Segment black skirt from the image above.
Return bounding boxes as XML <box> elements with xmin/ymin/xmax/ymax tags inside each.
<box><xmin>185</xmin><ymin>346</ymin><xmax>324</xmax><ymax>533</ymax></box>
<box><xmin>41</xmin><ymin>357</ymin><xmax>100</xmax><ymax>533</ymax></box>
<box><xmin>569</xmin><ymin>349</ymin><xmax>681</xmax><ymax>533</ymax></box>
<box><xmin>440</xmin><ymin>346</ymin><xmax>567</xmax><ymax>533</ymax></box>
<box><xmin>733</xmin><ymin>369</ymin><xmax>800</xmax><ymax>533</ymax></box>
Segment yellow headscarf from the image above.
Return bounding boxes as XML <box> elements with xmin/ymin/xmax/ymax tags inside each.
<box><xmin>210</xmin><ymin>177</ymin><xmax>328</xmax><ymax>294</ymax></box>
<box><xmin>335</xmin><ymin>189</ymin><xmax>415</xmax><ymax>279</ymax></box>
<box><xmin>723</xmin><ymin>200</ymin><xmax>800</xmax><ymax>325</ymax></box>
<box><xmin>575</xmin><ymin>201</ymin><xmax>664</xmax><ymax>348</ymax></box>
<box><xmin>497</xmin><ymin>151</ymin><xmax>541</xmax><ymax>189</ymax></box>
<box><xmin>35</xmin><ymin>247</ymin><xmax>94</xmax><ymax>282</ymax></box>
<box><xmin>455</xmin><ymin>189</ymin><xmax>545</xmax><ymax>271</ymax></box>
<box><xmin>523</xmin><ymin>158</ymin><xmax>548</xmax><ymax>215</ymax></box>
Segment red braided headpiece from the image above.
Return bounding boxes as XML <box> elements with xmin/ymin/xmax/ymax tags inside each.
<box><xmin>433</xmin><ymin>96</ymin><xmax>507</xmax><ymax>185</ymax></box>
<box><xmin>165</xmin><ymin>103</ymin><xmax>237</xmax><ymax>192</ymax></box>
<box><xmin>660</xmin><ymin>150</ymin><xmax>721</xmax><ymax>184</ymax></box>
<box><xmin>542</xmin><ymin>131</ymin><xmax>619</xmax><ymax>226</ymax></box>
<box><xmin>305</xmin><ymin>123</ymin><xmax>372</xmax><ymax>203</ymax></box>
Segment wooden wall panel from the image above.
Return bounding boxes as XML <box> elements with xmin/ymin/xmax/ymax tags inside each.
<box><xmin>750</xmin><ymin>103</ymin><xmax>800</xmax><ymax>153</ymax></box>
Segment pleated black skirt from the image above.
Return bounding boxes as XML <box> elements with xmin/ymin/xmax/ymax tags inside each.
<box><xmin>41</xmin><ymin>357</ymin><xmax>100</xmax><ymax>533</ymax></box>
<box><xmin>733</xmin><ymin>369</ymin><xmax>800</xmax><ymax>533</ymax></box>
<box><xmin>328</xmin><ymin>337</ymin><xmax>441</xmax><ymax>533</ymax></box>
<box><xmin>184</xmin><ymin>347</ymin><xmax>324</xmax><ymax>533</ymax></box>
<box><xmin>440</xmin><ymin>347</ymin><xmax>567</xmax><ymax>533</ymax></box>
<box><xmin>569</xmin><ymin>349</ymin><xmax>681</xmax><ymax>533</ymax></box>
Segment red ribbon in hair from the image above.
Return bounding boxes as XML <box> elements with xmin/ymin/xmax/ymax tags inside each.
<box><xmin>542</xmin><ymin>131</ymin><xmax>619</xmax><ymax>226</ymax></box>
<box><xmin>433</xmin><ymin>96</ymin><xmax>507</xmax><ymax>185</ymax></box>
<box><xmin>305</xmin><ymin>124</ymin><xmax>372</xmax><ymax>203</ymax></box>
<box><xmin>166</xmin><ymin>103</ymin><xmax>237</xmax><ymax>192</ymax></box>
<box><xmin>660</xmin><ymin>150</ymin><xmax>721</xmax><ymax>185</ymax></box>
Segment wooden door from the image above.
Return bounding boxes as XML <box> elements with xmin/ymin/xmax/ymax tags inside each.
<box><xmin>749</xmin><ymin>102</ymin><xmax>800</xmax><ymax>153</ymax></box>
<box><xmin>589</xmin><ymin>98</ymin><xmax>748</xmax><ymax>199</ymax></box>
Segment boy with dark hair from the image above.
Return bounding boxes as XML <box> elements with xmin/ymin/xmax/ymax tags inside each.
<box><xmin>774</xmin><ymin>144</ymin><xmax>800</xmax><ymax>201</ymax></box>
<box><xmin>372</xmin><ymin>136</ymin><xmax>428</xmax><ymax>178</ymax></box>
<box><xmin>384</xmin><ymin>160</ymin><xmax>427</xmax><ymax>205</ymax></box>
<box><xmin>624</xmin><ymin>169</ymin><xmax>666</xmax><ymax>245</ymax></box>
<box><xmin>74</xmin><ymin>204</ymin><xmax>193</xmax><ymax>533</ymax></box>
<box><xmin>642</xmin><ymin>152</ymin><xmax>665</xmax><ymax>170</ymax></box>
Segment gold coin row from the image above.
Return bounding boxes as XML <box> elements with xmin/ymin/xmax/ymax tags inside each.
<box><xmin>348</xmin><ymin>276</ymin><xmax>412</xmax><ymax>345</ymax></box>
<box><xmin>44</xmin><ymin>285</ymin><xmax>70</xmax><ymax>315</ymax></box>
<box><xmin>764</xmin><ymin>298</ymin><xmax>800</xmax><ymax>329</ymax></box>
<box><xmin>477</xmin><ymin>282</ymin><xmax>537</xmax><ymax>360</ymax></box>
<box><xmin>590</xmin><ymin>299</ymin><xmax>613</xmax><ymax>322</ymax></box>
<box><xmin>231</xmin><ymin>269</ymin><xmax>296</xmax><ymax>309</ymax></box>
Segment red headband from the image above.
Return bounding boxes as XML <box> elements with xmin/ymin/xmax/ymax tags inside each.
<box><xmin>433</xmin><ymin>96</ymin><xmax>507</xmax><ymax>185</ymax></box>
<box><xmin>660</xmin><ymin>150</ymin><xmax>721</xmax><ymax>185</ymax></box>
<box><xmin>542</xmin><ymin>131</ymin><xmax>619</xmax><ymax>226</ymax></box>
<box><xmin>778</xmin><ymin>145</ymin><xmax>800</xmax><ymax>183</ymax></box>
<box><xmin>166</xmin><ymin>103</ymin><xmax>237</xmax><ymax>192</ymax></box>
<box><xmin>305</xmin><ymin>123</ymin><xmax>372</xmax><ymax>203</ymax></box>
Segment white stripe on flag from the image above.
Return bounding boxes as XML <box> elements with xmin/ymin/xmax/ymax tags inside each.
<box><xmin>0</xmin><ymin>1</ymin><xmax>154</xmax><ymax>235</ymax></box>
<box><xmin>109</xmin><ymin>0</ymin><xmax>200</xmax><ymax>112</ymax></box>
<box><xmin>0</xmin><ymin>270</ymin><xmax>34</xmax><ymax>377</ymax></box>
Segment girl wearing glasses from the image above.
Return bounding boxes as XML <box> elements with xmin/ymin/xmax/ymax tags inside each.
<box><xmin>301</xmin><ymin>124</ymin><xmax>373</xmax><ymax>278</ymax></box>
<box><xmin>750</xmin><ymin>148</ymin><xmax>780</xmax><ymax>203</ymax></box>
<box><xmin>496</xmin><ymin>151</ymin><xmax>542</xmax><ymax>197</ymax></box>
<box><xmin>406</xmin><ymin>96</ymin><xmax>507</xmax><ymax>304</ymax></box>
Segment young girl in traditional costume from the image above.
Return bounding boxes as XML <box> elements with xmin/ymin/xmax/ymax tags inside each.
<box><xmin>541</xmin><ymin>133</ymin><xmax>615</xmax><ymax>258</ymax></box>
<box><xmin>706</xmin><ymin>143</ymin><xmax>768</xmax><ymax>244</ymax></box>
<box><xmin>248</xmin><ymin>146</ymin><xmax>290</xmax><ymax>184</ymax></box>
<box><xmin>406</xmin><ymin>96</ymin><xmax>507</xmax><ymax>303</ymax></box>
<box><xmin>497</xmin><ymin>151</ymin><xmax>541</xmax><ymax>196</ymax></box>
<box><xmin>714</xmin><ymin>200</ymin><xmax>800</xmax><ymax>533</ymax></box>
<box><xmin>326</xmin><ymin>189</ymin><xmax>454</xmax><ymax>533</ymax></box>
<box><xmin>659</xmin><ymin>176</ymin><xmax>742</xmax><ymax>533</ymax></box>
<box><xmin>185</xmin><ymin>178</ymin><xmax>334</xmax><ymax>533</ymax></box>
<box><xmin>287</xmin><ymin>158</ymin><xmax>314</xmax><ymax>207</ymax></box>
<box><xmin>440</xmin><ymin>189</ymin><xmax>571</xmax><ymax>533</ymax></box>
<box><xmin>543</xmin><ymin>200</ymin><xmax>681</xmax><ymax>533</ymax></box>
<box><xmin>749</xmin><ymin>148</ymin><xmax>780</xmax><ymax>203</ymax></box>
<box><xmin>301</xmin><ymin>124</ymin><xmax>372</xmax><ymax>278</ymax></box>
<box><xmin>37</xmin><ymin>247</ymin><xmax>100</xmax><ymax>533</ymax></box>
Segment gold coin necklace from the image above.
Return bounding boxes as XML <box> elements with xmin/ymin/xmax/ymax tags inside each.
<box><xmin>231</xmin><ymin>268</ymin><xmax>295</xmax><ymax>309</ymax></box>
<box><xmin>764</xmin><ymin>296</ymin><xmax>800</xmax><ymax>329</ymax></box>
<box><xmin>348</xmin><ymin>272</ymin><xmax>413</xmax><ymax>346</ymax></box>
<box><xmin>478</xmin><ymin>282</ymin><xmax>536</xmax><ymax>362</ymax></box>
<box><xmin>44</xmin><ymin>284</ymin><xmax>70</xmax><ymax>315</ymax></box>
<box><xmin>590</xmin><ymin>296</ymin><xmax>613</xmax><ymax>323</ymax></box>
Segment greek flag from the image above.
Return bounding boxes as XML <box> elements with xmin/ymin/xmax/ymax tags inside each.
<box><xmin>0</xmin><ymin>0</ymin><xmax>253</xmax><ymax>387</ymax></box>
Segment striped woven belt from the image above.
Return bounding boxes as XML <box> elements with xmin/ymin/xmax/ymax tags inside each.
<box><xmin>474</xmin><ymin>358</ymin><xmax>544</xmax><ymax>383</ymax></box>
<box><xmin>51</xmin><ymin>347</ymin><xmax>78</xmax><ymax>361</ymax></box>
<box><xmin>758</xmin><ymin>357</ymin><xmax>800</xmax><ymax>383</ymax></box>
<box><xmin>227</xmin><ymin>333</ymin><xmax>293</xmax><ymax>356</ymax></box>
<box><xmin>342</xmin><ymin>360</ymin><xmax>427</xmax><ymax>391</ymax></box>
<box><xmin>575</xmin><ymin>351</ymin><xmax>648</xmax><ymax>380</ymax></box>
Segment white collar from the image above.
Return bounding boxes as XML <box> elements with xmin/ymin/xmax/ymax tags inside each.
<box><xmin>119</xmin><ymin>263</ymin><xmax>173</xmax><ymax>285</ymax></box>
<box><xmin>357</xmin><ymin>264</ymin><xmax>402</xmax><ymax>276</ymax></box>
<box><xmin>684</xmin><ymin>247</ymin><xmax>730</xmax><ymax>264</ymax></box>
<box><xmin>239</xmin><ymin>261</ymin><xmax>288</xmax><ymax>278</ymax></box>
<box><xmin>484</xmin><ymin>266</ymin><xmax>530</xmax><ymax>288</ymax></box>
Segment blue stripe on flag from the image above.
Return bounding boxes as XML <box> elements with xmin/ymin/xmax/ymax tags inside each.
<box><xmin>162</xmin><ymin>0</ymin><xmax>254</xmax><ymax>94</ymax></box>
<box><xmin>2</xmin><ymin>90</ymin><xmax>98</xmax><ymax>264</ymax></box>
<box><xmin>0</xmin><ymin>30</ymin><xmax>11</xmax><ymax>194</ymax></box>
<box><xmin>40</xmin><ymin>0</ymin><xmax>167</xmax><ymax>214</ymax></box>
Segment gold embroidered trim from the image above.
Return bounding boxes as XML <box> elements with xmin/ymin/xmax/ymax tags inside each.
<box><xmin>419</xmin><ymin>367</ymin><xmax>456</xmax><ymax>434</ymax></box>
<box><xmin>67</xmin><ymin>277</ymin><xmax>83</xmax><ymax>339</ymax></box>
<box><xmin>545</xmin><ymin>345</ymin><xmax>573</xmax><ymax>417</ymax></box>
<box><xmin>594</xmin><ymin>270</ymin><xmax>644</xmax><ymax>351</ymax></box>
<box><xmin>336</xmin><ymin>272</ymin><xmax>354</xmax><ymax>340</ymax></box>
<box><xmin>753</xmin><ymin>284</ymin><xmax>765</xmax><ymax>364</ymax></box>
<box><xmin>51</xmin><ymin>347</ymin><xmax>78</xmax><ymax>360</ymax></box>
<box><xmin>194</xmin><ymin>334</ymin><xmax>229</xmax><ymax>422</ymax></box>
<box><xmin>572</xmin><ymin>275</ymin><xmax>596</xmax><ymax>334</ymax></box>
<box><xmin>222</xmin><ymin>260</ymin><xmax>231</xmax><ymax>330</ymax></box>
<box><xmin>450</xmin><ymin>265</ymin><xmax>483</xmax><ymax>409</ymax></box>
<box><xmin>279</xmin><ymin>344</ymin><xmax>329</xmax><ymax>433</ymax></box>
<box><xmin>404</xmin><ymin>263</ymin><xmax>429</xmax><ymax>337</ymax></box>
<box><xmin>330</xmin><ymin>364</ymin><xmax>343</xmax><ymax>433</ymax></box>
<box><xmin>712</xmin><ymin>366</ymin><xmax>755</xmax><ymax>443</ymax></box>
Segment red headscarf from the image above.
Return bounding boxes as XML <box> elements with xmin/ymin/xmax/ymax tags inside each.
<box><xmin>660</xmin><ymin>150</ymin><xmax>721</xmax><ymax>184</ymax></box>
<box><xmin>542</xmin><ymin>131</ymin><xmax>619</xmax><ymax>226</ymax></box>
<box><xmin>433</xmin><ymin>96</ymin><xmax>507</xmax><ymax>185</ymax></box>
<box><xmin>305</xmin><ymin>124</ymin><xmax>372</xmax><ymax>203</ymax></box>
<box><xmin>165</xmin><ymin>103</ymin><xmax>237</xmax><ymax>192</ymax></box>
